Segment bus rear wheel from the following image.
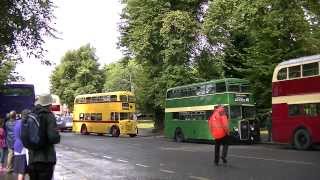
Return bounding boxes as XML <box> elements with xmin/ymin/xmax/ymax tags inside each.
<box><xmin>175</xmin><ymin>129</ymin><xmax>184</xmax><ymax>143</ymax></box>
<box><xmin>293</xmin><ymin>128</ymin><xmax>311</xmax><ymax>150</ymax></box>
<box><xmin>129</xmin><ymin>129</ymin><xmax>138</xmax><ymax>137</ymax></box>
<box><xmin>111</xmin><ymin>126</ymin><xmax>120</xmax><ymax>137</ymax></box>
<box><xmin>80</xmin><ymin>125</ymin><xmax>88</xmax><ymax>135</ymax></box>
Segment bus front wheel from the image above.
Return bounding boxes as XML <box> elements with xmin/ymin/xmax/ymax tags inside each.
<box><xmin>80</xmin><ymin>125</ymin><xmax>88</xmax><ymax>135</ymax></box>
<box><xmin>293</xmin><ymin>128</ymin><xmax>311</xmax><ymax>150</ymax></box>
<box><xmin>129</xmin><ymin>129</ymin><xmax>138</xmax><ymax>137</ymax></box>
<box><xmin>175</xmin><ymin>129</ymin><xmax>184</xmax><ymax>143</ymax></box>
<box><xmin>111</xmin><ymin>126</ymin><xmax>120</xmax><ymax>137</ymax></box>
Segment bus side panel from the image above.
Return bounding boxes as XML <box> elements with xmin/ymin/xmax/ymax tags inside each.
<box><xmin>303</xmin><ymin>115</ymin><xmax>320</xmax><ymax>144</ymax></box>
<box><xmin>164</xmin><ymin>113</ymin><xmax>176</xmax><ymax>139</ymax></box>
<box><xmin>272</xmin><ymin>103</ymin><xmax>291</xmax><ymax>143</ymax></box>
<box><xmin>195</xmin><ymin>120</ymin><xmax>212</xmax><ymax>140</ymax></box>
<box><xmin>272</xmin><ymin>76</ymin><xmax>320</xmax><ymax>97</ymax></box>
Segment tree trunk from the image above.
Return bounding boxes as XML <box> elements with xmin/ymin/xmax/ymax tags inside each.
<box><xmin>154</xmin><ymin>107</ymin><xmax>164</xmax><ymax>130</ymax></box>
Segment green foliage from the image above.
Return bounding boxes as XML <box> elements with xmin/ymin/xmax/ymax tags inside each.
<box><xmin>0</xmin><ymin>0</ymin><xmax>56</xmax><ymax>63</ymax></box>
<box><xmin>119</xmin><ymin>0</ymin><xmax>202</xmax><ymax>128</ymax></box>
<box><xmin>204</xmin><ymin>0</ymin><xmax>320</xmax><ymax>109</ymax></box>
<box><xmin>0</xmin><ymin>58</ymin><xmax>16</xmax><ymax>84</ymax></box>
<box><xmin>50</xmin><ymin>44</ymin><xmax>104</xmax><ymax>110</ymax></box>
<box><xmin>119</xmin><ymin>0</ymin><xmax>320</xmax><ymax>128</ymax></box>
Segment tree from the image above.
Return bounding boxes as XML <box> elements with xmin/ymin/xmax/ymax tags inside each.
<box><xmin>0</xmin><ymin>0</ymin><xmax>56</xmax><ymax>63</ymax></box>
<box><xmin>203</xmin><ymin>0</ymin><xmax>320</xmax><ymax>109</ymax></box>
<box><xmin>119</xmin><ymin>0</ymin><xmax>202</xmax><ymax>128</ymax></box>
<box><xmin>50</xmin><ymin>44</ymin><xmax>104</xmax><ymax>110</ymax></box>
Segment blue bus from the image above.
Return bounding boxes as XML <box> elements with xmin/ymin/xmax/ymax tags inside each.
<box><xmin>0</xmin><ymin>84</ymin><xmax>35</xmax><ymax>119</ymax></box>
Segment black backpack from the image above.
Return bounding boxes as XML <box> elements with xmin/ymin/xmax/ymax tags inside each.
<box><xmin>20</xmin><ymin>112</ymin><xmax>47</xmax><ymax>150</ymax></box>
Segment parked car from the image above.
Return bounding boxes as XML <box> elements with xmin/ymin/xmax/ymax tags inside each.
<box><xmin>56</xmin><ymin>115</ymin><xmax>72</xmax><ymax>131</ymax></box>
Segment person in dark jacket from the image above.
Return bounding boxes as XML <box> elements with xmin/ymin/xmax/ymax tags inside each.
<box><xmin>5</xmin><ymin>111</ymin><xmax>17</xmax><ymax>173</ymax></box>
<box><xmin>28</xmin><ymin>94</ymin><xmax>60</xmax><ymax>180</ymax></box>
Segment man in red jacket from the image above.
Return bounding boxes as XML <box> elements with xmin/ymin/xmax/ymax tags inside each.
<box><xmin>208</xmin><ymin>105</ymin><xmax>230</xmax><ymax>166</ymax></box>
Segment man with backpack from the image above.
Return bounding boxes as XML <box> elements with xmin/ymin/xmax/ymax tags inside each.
<box><xmin>26</xmin><ymin>94</ymin><xmax>60</xmax><ymax>180</ymax></box>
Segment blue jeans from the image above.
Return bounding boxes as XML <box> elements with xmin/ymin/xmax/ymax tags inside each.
<box><xmin>0</xmin><ymin>147</ymin><xmax>8</xmax><ymax>164</ymax></box>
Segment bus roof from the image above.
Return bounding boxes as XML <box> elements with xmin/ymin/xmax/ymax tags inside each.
<box><xmin>272</xmin><ymin>54</ymin><xmax>320</xmax><ymax>82</ymax></box>
<box><xmin>167</xmin><ymin>78</ymin><xmax>249</xmax><ymax>92</ymax></box>
<box><xmin>2</xmin><ymin>83</ymin><xmax>34</xmax><ymax>88</ymax></box>
<box><xmin>277</xmin><ymin>54</ymin><xmax>320</xmax><ymax>67</ymax></box>
<box><xmin>74</xmin><ymin>91</ymin><xmax>134</xmax><ymax>99</ymax></box>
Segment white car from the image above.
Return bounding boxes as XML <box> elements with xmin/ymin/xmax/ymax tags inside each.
<box><xmin>56</xmin><ymin>115</ymin><xmax>72</xmax><ymax>131</ymax></box>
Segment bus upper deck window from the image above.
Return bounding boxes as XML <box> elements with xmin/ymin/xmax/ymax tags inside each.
<box><xmin>216</xmin><ymin>82</ymin><xmax>226</xmax><ymax>92</ymax></box>
<box><xmin>228</xmin><ymin>84</ymin><xmax>240</xmax><ymax>92</ymax></box>
<box><xmin>303</xmin><ymin>62</ymin><xmax>319</xmax><ymax>77</ymax></box>
<box><xmin>206</xmin><ymin>84</ymin><xmax>215</xmax><ymax>94</ymax></box>
<box><xmin>103</xmin><ymin>96</ymin><xmax>111</xmax><ymax>102</ymax></box>
<box><xmin>129</xmin><ymin>96</ymin><xmax>135</xmax><ymax>103</ymax></box>
<box><xmin>240</xmin><ymin>85</ymin><xmax>249</xmax><ymax>93</ymax></box>
<box><xmin>289</xmin><ymin>65</ymin><xmax>301</xmax><ymax>79</ymax></box>
<box><xmin>110</xmin><ymin>95</ymin><xmax>117</xmax><ymax>102</ymax></box>
<box><xmin>120</xmin><ymin>95</ymin><xmax>128</xmax><ymax>102</ymax></box>
<box><xmin>277</xmin><ymin>68</ymin><xmax>287</xmax><ymax>80</ymax></box>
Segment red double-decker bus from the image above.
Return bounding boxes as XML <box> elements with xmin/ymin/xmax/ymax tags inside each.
<box><xmin>272</xmin><ymin>54</ymin><xmax>320</xmax><ymax>150</ymax></box>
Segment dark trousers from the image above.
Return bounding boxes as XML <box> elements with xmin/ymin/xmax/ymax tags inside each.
<box><xmin>214</xmin><ymin>135</ymin><xmax>229</xmax><ymax>163</ymax></box>
<box><xmin>28</xmin><ymin>162</ymin><xmax>55</xmax><ymax>180</ymax></box>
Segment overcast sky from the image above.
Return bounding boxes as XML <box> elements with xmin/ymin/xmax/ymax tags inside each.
<box><xmin>15</xmin><ymin>0</ymin><xmax>124</xmax><ymax>95</ymax></box>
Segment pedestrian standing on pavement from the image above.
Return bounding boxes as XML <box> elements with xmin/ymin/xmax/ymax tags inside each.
<box><xmin>28</xmin><ymin>94</ymin><xmax>60</xmax><ymax>180</ymax></box>
<box><xmin>265</xmin><ymin>111</ymin><xmax>272</xmax><ymax>142</ymax></box>
<box><xmin>0</xmin><ymin>118</ymin><xmax>7</xmax><ymax>172</ymax></box>
<box><xmin>13</xmin><ymin>109</ymin><xmax>30</xmax><ymax>180</ymax></box>
<box><xmin>208</xmin><ymin>105</ymin><xmax>230</xmax><ymax>166</ymax></box>
<box><xmin>5</xmin><ymin>110</ymin><xmax>17</xmax><ymax>173</ymax></box>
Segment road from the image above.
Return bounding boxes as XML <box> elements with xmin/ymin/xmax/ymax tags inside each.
<box><xmin>53</xmin><ymin>132</ymin><xmax>320</xmax><ymax>180</ymax></box>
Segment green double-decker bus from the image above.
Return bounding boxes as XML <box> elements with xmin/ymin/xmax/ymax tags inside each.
<box><xmin>164</xmin><ymin>78</ymin><xmax>259</xmax><ymax>143</ymax></box>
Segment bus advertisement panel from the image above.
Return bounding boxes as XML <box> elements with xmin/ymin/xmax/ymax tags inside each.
<box><xmin>164</xmin><ymin>78</ymin><xmax>258</xmax><ymax>143</ymax></box>
<box><xmin>0</xmin><ymin>84</ymin><xmax>35</xmax><ymax>119</ymax></box>
<box><xmin>272</xmin><ymin>54</ymin><xmax>320</xmax><ymax>150</ymax></box>
<box><xmin>72</xmin><ymin>91</ymin><xmax>138</xmax><ymax>137</ymax></box>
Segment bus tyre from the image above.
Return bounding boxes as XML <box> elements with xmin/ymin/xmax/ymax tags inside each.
<box><xmin>175</xmin><ymin>129</ymin><xmax>184</xmax><ymax>143</ymax></box>
<box><xmin>129</xmin><ymin>128</ymin><xmax>138</xmax><ymax>137</ymax></box>
<box><xmin>293</xmin><ymin>129</ymin><xmax>311</xmax><ymax>150</ymax></box>
<box><xmin>80</xmin><ymin>125</ymin><xmax>88</xmax><ymax>135</ymax></box>
<box><xmin>111</xmin><ymin>126</ymin><xmax>120</xmax><ymax>137</ymax></box>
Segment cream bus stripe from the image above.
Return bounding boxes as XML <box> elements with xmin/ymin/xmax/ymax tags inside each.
<box><xmin>165</xmin><ymin>105</ymin><xmax>215</xmax><ymax>112</ymax></box>
<box><xmin>272</xmin><ymin>93</ymin><xmax>320</xmax><ymax>104</ymax></box>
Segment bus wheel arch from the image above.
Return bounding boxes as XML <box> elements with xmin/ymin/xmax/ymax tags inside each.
<box><xmin>129</xmin><ymin>128</ymin><xmax>138</xmax><ymax>137</ymax></box>
<box><xmin>80</xmin><ymin>124</ymin><xmax>88</xmax><ymax>135</ymax></box>
<box><xmin>174</xmin><ymin>128</ymin><xmax>185</xmax><ymax>143</ymax></box>
<box><xmin>292</xmin><ymin>127</ymin><xmax>312</xmax><ymax>150</ymax></box>
<box><xmin>110</xmin><ymin>126</ymin><xmax>120</xmax><ymax>137</ymax></box>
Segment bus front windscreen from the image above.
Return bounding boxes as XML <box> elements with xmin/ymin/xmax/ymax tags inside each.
<box><xmin>229</xmin><ymin>106</ymin><xmax>241</xmax><ymax>119</ymax></box>
<box><xmin>242</xmin><ymin>106</ymin><xmax>255</xmax><ymax>119</ymax></box>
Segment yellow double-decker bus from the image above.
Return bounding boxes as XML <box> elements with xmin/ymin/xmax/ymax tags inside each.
<box><xmin>72</xmin><ymin>91</ymin><xmax>138</xmax><ymax>137</ymax></box>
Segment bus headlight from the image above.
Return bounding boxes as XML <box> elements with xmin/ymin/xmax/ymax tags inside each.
<box><xmin>250</xmin><ymin>126</ymin><xmax>254</xmax><ymax>131</ymax></box>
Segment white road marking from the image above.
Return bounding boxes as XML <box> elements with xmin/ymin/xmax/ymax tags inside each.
<box><xmin>117</xmin><ymin>159</ymin><xmax>128</xmax><ymax>163</ymax></box>
<box><xmin>189</xmin><ymin>176</ymin><xmax>210</xmax><ymax>180</ymax></box>
<box><xmin>229</xmin><ymin>154</ymin><xmax>315</xmax><ymax>165</ymax></box>
<box><xmin>103</xmin><ymin>156</ymin><xmax>112</xmax><ymax>159</ymax></box>
<box><xmin>160</xmin><ymin>169</ymin><xmax>175</xmax><ymax>174</ymax></box>
<box><xmin>135</xmin><ymin>164</ymin><xmax>149</xmax><ymax>168</ymax></box>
